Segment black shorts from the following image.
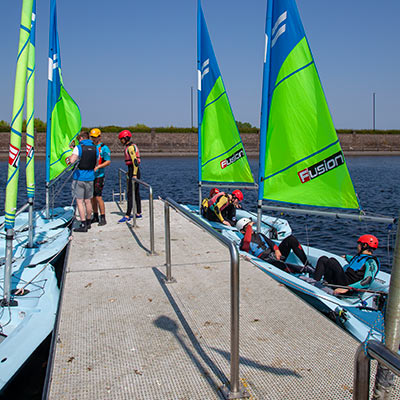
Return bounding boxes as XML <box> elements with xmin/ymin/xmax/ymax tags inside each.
<box><xmin>93</xmin><ymin>177</ymin><xmax>105</xmax><ymax>197</ymax></box>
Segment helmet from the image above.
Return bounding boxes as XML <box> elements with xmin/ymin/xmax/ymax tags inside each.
<box><xmin>209</xmin><ymin>188</ymin><xmax>220</xmax><ymax>197</ymax></box>
<box><xmin>90</xmin><ymin>128</ymin><xmax>101</xmax><ymax>137</ymax></box>
<box><xmin>232</xmin><ymin>189</ymin><xmax>243</xmax><ymax>201</ymax></box>
<box><xmin>118</xmin><ymin>130</ymin><xmax>132</xmax><ymax>140</ymax></box>
<box><xmin>358</xmin><ymin>234</ymin><xmax>379</xmax><ymax>249</ymax></box>
<box><xmin>236</xmin><ymin>217</ymin><xmax>252</xmax><ymax>231</ymax></box>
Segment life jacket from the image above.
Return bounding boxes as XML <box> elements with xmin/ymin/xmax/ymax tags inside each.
<box><xmin>78</xmin><ymin>144</ymin><xmax>97</xmax><ymax>170</ymax></box>
<box><xmin>344</xmin><ymin>254</ymin><xmax>380</xmax><ymax>284</ymax></box>
<box><xmin>207</xmin><ymin>192</ymin><xmax>227</xmax><ymax>211</ymax></box>
<box><xmin>124</xmin><ymin>143</ymin><xmax>140</xmax><ymax>166</ymax></box>
<box><xmin>97</xmin><ymin>143</ymin><xmax>105</xmax><ymax>165</ymax></box>
<box><xmin>243</xmin><ymin>232</ymin><xmax>273</xmax><ymax>258</ymax></box>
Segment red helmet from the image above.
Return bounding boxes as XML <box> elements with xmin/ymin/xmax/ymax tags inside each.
<box><xmin>118</xmin><ymin>130</ymin><xmax>132</xmax><ymax>140</ymax></box>
<box><xmin>232</xmin><ymin>189</ymin><xmax>243</xmax><ymax>201</ymax></box>
<box><xmin>358</xmin><ymin>234</ymin><xmax>379</xmax><ymax>249</ymax></box>
<box><xmin>209</xmin><ymin>188</ymin><xmax>220</xmax><ymax>197</ymax></box>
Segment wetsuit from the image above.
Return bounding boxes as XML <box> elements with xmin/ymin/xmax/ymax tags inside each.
<box><xmin>314</xmin><ymin>254</ymin><xmax>379</xmax><ymax>289</ymax></box>
<box><xmin>240</xmin><ymin>224</ymin><xmax>308</xmax><ymax>272</ymax></box>
<box><xmin>124</xmin><ymin>142</ymin><xmax>142</xmax><ymax>216</ymax></box>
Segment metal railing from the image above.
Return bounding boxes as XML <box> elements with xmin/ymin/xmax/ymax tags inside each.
<box><xmin>353</xmin><ymin>340</ymin><xmax>400</xmax><ymax>399</ymax></box>
<box><xmin>163</xmin><ymin>197</ymin><xmax>249</xmax><ymax>399</ymax></box>
<box><xmin>117</xmin><ymin>168</ymin><xmax>155</xmax><ymax>254</ymax></box>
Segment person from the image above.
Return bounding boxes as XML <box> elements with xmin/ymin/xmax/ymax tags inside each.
<box><xmin>202</xmin><ymin>189</ymin><xmax>243</xmax><ymax>226</ymax></box>
<box><xmin>209</xmin><ymin>187</ymin><xmax>220</xmax><ymax>198</ymax></box>
<box><xmin>118</xmin><ymin>130</ymin><xmax>142</xmax><ymax>223</ymax></box>
<box><xmin>313</xmin><ymin>234</ymin><xmax>380</xmax><ymax>295</ymax></box>
<box><xmin>89</xmin><ymin>128</ymin><xmax>111</xmax><ymax>226</ymax></box>
<box><xmin>236</xmin><ymin>218</ymin><xmax>314</xmax><ymax>274</ymax></box>
<box><xmin>66</xmin><ymin>131</ymin><xmax>98</xmax><ymax>232</ymax></box>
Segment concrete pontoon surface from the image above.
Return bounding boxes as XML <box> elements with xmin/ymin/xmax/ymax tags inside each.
<box><xmin>48</xmin><ymin>200</ymin><xmax>398</xmax><ymax>399</ymax></box>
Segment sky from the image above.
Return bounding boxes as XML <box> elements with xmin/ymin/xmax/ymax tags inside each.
<box><xmin>0</xmin><ymin>0</ymin><xmax>399</xmax><ymax>130</ymax></box>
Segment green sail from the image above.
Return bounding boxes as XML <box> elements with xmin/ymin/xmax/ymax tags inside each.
<box><xmin>49</xmin><ymin>85</ymin><xmax>81</xmax><ymax>181</ymax></box>
<box><xmin>201</xmin><ymin>77</ymin><xmax>254</xmax><ymax>183</ymax></box>
<box><xmin>262</xmin><ymin>38</ymin><xmax>359</xmax><ymax>209</ymax></box>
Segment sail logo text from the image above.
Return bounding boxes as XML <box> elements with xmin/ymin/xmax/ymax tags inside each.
<box><xmin>220</xmin><ymin>149</ymin><xmax>245</xmax><ymax>169</ymax></box>
<box><xmin>298</xmin><ymin>152</ymin><xmax>344</xmax><ymax>183</ymax></box>
<box><xmin>8</xmin><ymin>144</ymin><xmax>20</xmax><ymax>168</ymax></box>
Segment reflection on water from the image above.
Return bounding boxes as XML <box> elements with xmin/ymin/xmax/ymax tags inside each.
<box><xmin>1</xmin><ymin>156</ymin><xmax>399</xmax><ymax>270</ymax></box>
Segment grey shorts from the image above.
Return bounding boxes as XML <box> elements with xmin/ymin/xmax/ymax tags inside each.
<box><xmin>72</xmin><ymin>180</ymin><xmax>94</xmax><ymax>200</ymax></box>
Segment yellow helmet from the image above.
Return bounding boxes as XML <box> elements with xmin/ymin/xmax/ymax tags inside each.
<box><xmin>90</xmin><ymin>128</ymin><xmax>101</xmax><ymax>137</ymax></box>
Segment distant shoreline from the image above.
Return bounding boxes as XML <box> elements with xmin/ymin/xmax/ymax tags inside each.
<box><xmin>1</xmin><ymin>150</ymin><xmax>400</xmax><ymax>161</ymax></box>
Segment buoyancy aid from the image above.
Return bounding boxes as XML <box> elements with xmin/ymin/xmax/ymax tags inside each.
<box><xmin>78</xmin><ymin>144</ymin><xmax>97</xmax><ymax>170</ymax></box>
<box><xmin>344</xmin><ymin>254</ymin><xmax>380</xmax><ymax>284</ymax></box>
<box><xmin>243</xmin><ymin>232</ymin><xmax>274</xmax><ymax>258</ymax></box>
<box><xmin>124</xmin><ymin>143</ymin><xmax>140</xmax><ymax>166</ymax></box>
<box><xmin>208</xmin><ymin>192</ymin><xmax>228</xmax><ymax>211</ymax></box>
<box><xmin>97</xmin><ymin>143</ymin><xmax>104</xmax><ymax>165</ymax></box>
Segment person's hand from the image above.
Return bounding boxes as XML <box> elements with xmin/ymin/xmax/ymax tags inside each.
<box><xmin>94</xmin><ymin>166</ymin><xmax>99</xmax><ymax>172</ymax></box>
<box><xmin>274</xmin><ymin>249</ymin><xmax>282</xmax><ymax>260</ymax></box>
<box><xmin>222</xmin><ymin>220</ymin><xmax>231</xmax><ymax>226</ymax></box>
<box><xmin>334</xmin><ymin>287</ymin><xmax>349</xmax><ymax>295</ymax></box>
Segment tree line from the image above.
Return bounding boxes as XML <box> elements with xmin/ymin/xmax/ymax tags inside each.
<box><xmin>0</xmin><ymin>119</ymin><xmax>399</xmax><ymax>135</ymax></box>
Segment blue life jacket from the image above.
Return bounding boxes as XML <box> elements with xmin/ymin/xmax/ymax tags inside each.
<box><xmin>344</xmin><ymin>254</ymin><xmax>380</xmax><ymax>284</ymax></box>
<box><xmin>246</xmin><ymin>233</ymin><xmax>273</xmax><ymax>258</ymax></box>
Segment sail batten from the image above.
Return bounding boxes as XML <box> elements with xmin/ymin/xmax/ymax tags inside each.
<box><xmin>258</xmin><ymin>0</ymin><xmax>359</xmax><ymax>210</ymax></box>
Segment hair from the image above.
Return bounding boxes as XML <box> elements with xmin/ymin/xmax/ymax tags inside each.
<box><xmin>78</xmin><ymin>131</ymin><xmax>89</xmax><ymax>140</ymax></box>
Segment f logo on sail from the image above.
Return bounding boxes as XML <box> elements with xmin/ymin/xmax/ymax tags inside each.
<box><xmin>271</xmin><ymin>11</ymin><xmax>287</xmax><ymax>47</ymax></box>
<box><xmin>201</xmin><ymin>59</ymin><xmax>209</xmax><ymax>79</ymax></box>
<box><xmin>8</xmin><ymin>144</ymin><xmax>20</xmax><ymax>168</ymax></box>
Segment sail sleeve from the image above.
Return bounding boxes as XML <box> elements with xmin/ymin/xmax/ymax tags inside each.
<box><xmin>46</xmin><ymin>0</ymin><xmax>81</xmax><ymax>183</ymax></box>
<box><xmin>198</xmin><ymin>1</ymin><xmax>254</xmax><ymax>184</ymax></box>
<box><xmin>258</xmin><ymin>0</ymin><xmax>359</xmax><ymax>210</ymax></box>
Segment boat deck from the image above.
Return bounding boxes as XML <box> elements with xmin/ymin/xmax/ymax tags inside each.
<box><xmin>47</xmin><ymin>200</ymin><xmax>399</xmax><ymax>399</ymax></box>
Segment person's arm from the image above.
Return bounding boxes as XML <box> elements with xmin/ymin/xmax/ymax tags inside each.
<box><xmin>241</xmin><ymin>223</ymin><xmax>253</xmax><ymax>252</ymax></box>
<box><xmin>260</xmin><ymin>233</ymin><xmax>280</xmax><ymax>259</ymax></box>
<box><xmin>348</xmin><ymin>258</ymin><xmax>378</xmax><ymax>289</ymax></box>
<box><xmin>94</xmin><ymin>149</ymin><xmax>111</xmax><ymax>171</ymax></box>
<box><xmin>66</xmin><ymin>146</ymin><xmax>79</xmax><ymax>165</ymax></box>
<box><xmin>128</xmin><ymin>145</ymin><xmax>139</xmax><ymax>176</ymax></box>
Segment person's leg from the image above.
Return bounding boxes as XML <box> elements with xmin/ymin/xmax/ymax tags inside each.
<box><xmin>314</xmin><ymin>256</ymin><xmax>329</xmax><ymax>281</ymax></box>
<box><xmin>323</xmin><ymin>258</ymin><xmax>347</xmax><ymax>286</ymax></box>
<box><xmin>91</xmin><ymin>179</ymin><xmax>99</xmax><ymax>222</ymax></box>
<box><xmin>279</xmin><ymin>235</ymin><xmax>308</xmax><ymax>264</ymax></box>
<box><xmin>76</xmin><ymin>199</ymin><xmax>86</xmax><ymax>221</ymax></box>
<box><xmin>126</xmin><ymin>167</ymin><xmax>133</xmax><ymax>217</ymax></box>
<box><xmin>135</xmin><ymin>168</ymin><xmax>142</xmax><ymax>216</ymax></box>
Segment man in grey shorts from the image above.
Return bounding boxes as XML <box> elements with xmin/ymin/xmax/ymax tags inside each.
<box><xmin>67</xmin><ymin>132</ymin><xmax>98</xmax><ymax>232</ymax></box>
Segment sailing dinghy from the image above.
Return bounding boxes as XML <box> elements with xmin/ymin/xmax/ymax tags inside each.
<box><xmin>181</xmin><ymin>0</ymin><xmax>292</xmax><ymax>240</ymax></box>
<box><xmin>0</xmin><ymin>0</ymin><xmax>78</xmax><ymax>390</ymax></box>
<box><xmin>222</xmin><ymin>0</ymin><xmax>395</xmax><ymax>344</ymax></box>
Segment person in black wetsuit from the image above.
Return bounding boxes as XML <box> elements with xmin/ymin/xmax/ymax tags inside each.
<box><xmin>313</xmin><ymin>234</ymin><xmax>380</xmax><ymax>295</ymax></box>
<box><xmin>237</xmin><ymin>218</ymin><xmax>314</xmax><ymax>274</ymax></box>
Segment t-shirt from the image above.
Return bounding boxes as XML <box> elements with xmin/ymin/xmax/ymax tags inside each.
<box><xmin>94</xmin><ymin>143</ymin><xmax>111</xmax><ymax>178</ymax></box>
<box><xmin>72</xmin><ymin>139</ymin><xmax>97</xmax><ymax>181</ymax></box>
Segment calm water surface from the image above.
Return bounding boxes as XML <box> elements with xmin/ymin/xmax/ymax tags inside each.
<box><xmin>1</xmin><ymin>156</ymin><xmax>399</xmax><ymax>270</ymax></box>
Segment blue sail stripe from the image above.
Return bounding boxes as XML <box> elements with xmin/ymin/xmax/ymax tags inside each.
<box><xmin>11</xmin><ymin>100</ymin><xmax>25</xmax><ymax>129</ymax></box>
<box><xmin>49</xmin><ymin>148</ymin><xmax>73</xmax><ymax>167</ymax></box>
<box><xmin>203</xmin><ymin>91</ymin><xmax>226</xmax><ymax>111</ymax></box>
<box><xmin>6</xmin><ymin>167</ymin><xmax>19</xmax><ymax>187</ymax></box>
<box><xmin>273</xmin><ymin>61</ymin><xmax>314</xmax><ymax>92</ymax></box>
<box><xmin>26</xmin><ymin>133</ymin><xmax>34</xmax><ymax>139</ymax></box>
<box><xmin>26</xmin><ymin>111</ymin><xmax>34</xmax><ymax>128</ymax></box>
<box><xmin>202</xmin><ymin>141</ymin><xmax>242</xmax><ymax>168</ymax></box>
<box><xmin>20</xmin><ymin>24</ymin><xmax>30</xmax><ymax>34</ymax></box>
<box><xmin>27</xmin><ymin>66</ymin><xmax>35</xmax><ymax>84</ymax></box>
<box><xmin>264</xmin><ymin>140</ymin><xmax>340</xmax><ymax>181</ymax></box>
<box><xmin>16</xmin><ymin>37</ymin><xmax>30</xmax><ymax>61</ymax></box>
<box><xmin>11</xmin><ymin>128</ymin><xmax>22</xmax><ymax>138</ymax></box>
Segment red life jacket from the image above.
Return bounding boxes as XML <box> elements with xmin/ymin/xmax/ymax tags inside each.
<box><xmin>207</xmin><ymin>192</ymin><xmax>227</xmax><ymax>211</ymax></box>
<box><xmin>124</xmin><ymin>143</ymin><xmax>140</xmax><ymax>166</ymax></box>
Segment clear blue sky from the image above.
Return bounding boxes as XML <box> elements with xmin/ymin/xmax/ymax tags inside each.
<box><xmin>0</xmin><ymin>0</ymin><xmax>399</xmax><ymax>129</ymax></box>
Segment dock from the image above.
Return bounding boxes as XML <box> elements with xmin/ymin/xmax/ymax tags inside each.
<box><xmin>47</xmin><ymin>200</ymin><xmax>399</xmax><ymax>399</ymax></box>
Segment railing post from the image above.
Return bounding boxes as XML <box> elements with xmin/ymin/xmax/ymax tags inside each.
<box><xmin>27</xmin><ymin>197</ymin><xmax>34</xmax><ymax>248</ymax></box>
<box><xmin>164</xmin><ymin>201</ymin><xmax>175</xmax><ymax>283</ymax></box>
<box><xmin>353</xmin><ymin>344</ymin><xmax>371</xmax><ymax>400</ymax></box>
<box><xmin>149</xmin><ymin>187</ymin><xmax>155</xmax><ymax>254</ymax></box>
<box><xmin>45</xmin><ymin>182</ymin><xmax>50</xmax><ymax>219</ymax></box>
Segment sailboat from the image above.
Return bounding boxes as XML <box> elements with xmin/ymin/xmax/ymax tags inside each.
<box><xmin>222</xmin><ymin>0</ymin><xmax>395</xmax><ymax>344</ymax></box>
<box><xmin>0</xmin><ymin>0</ymin><xmax>78</xmax><ymax>390</ymax></box>
<box><xmin>182</xmin><ymin>0</ymin><xmax>292</xmax><ymax>240</ymax></box>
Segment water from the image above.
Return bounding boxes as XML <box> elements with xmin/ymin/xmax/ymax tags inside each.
<box><xmin>1</xmin><ymin>155</ymin><xmax>400</xmax><ymax>270</ymax></box>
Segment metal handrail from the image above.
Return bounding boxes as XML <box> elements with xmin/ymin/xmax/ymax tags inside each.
<box><xmin>117</xmin><ymin>168</ymin><xmax>155</xmax><ymax>254</ymax></box>
<box><xmin>163</xmin><ymin>197</ymin><xmax>249</xmax><ymax>399</ymax></box>
<box><xmin>354</xmin><ymin>340</ymin><xmax>400</xmax><ymax>399</ymax></box>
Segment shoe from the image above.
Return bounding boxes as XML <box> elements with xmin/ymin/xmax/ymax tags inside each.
<box><xmin>136</xmin><ymin>214</ymin><xmax>142</xmax><ymax>219</ymax></box>
<box><xmin>73</xmin><ymin>222</ymin><xmax>87</xmax><ymax>232</ymax></box>
<box><xmin>301</xmin><ymin>263</ymin><xmax>315</xmax><ymax>275</ymax></box>
<box><xmin>118</xmin><ymin>216</ymin><xmax>132</xmax><ymax>223</ymax></box>
<box><xmin>91</xmin><ymin>214</ymin><xmax>99</xmax><ymax>223</ymax></box>
<box><xmin>86</xmin><ymin>219</ymin><xmax>92</xmax><ymax>229</ymax></box>
<box><xmin>98</xmin><ymin>216</ymin><xmax>107</xmax><ymax>226</ymax></box>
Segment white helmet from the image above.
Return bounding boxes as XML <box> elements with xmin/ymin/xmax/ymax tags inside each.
<box><xmin>236</xmin><ymin>217</ymin><xmax>251</xmax><ymax>231</ymax></box>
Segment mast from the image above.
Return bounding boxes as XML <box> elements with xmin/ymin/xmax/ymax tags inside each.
<box><xmin>3</xmin><ymin>0</ymin><xmax>34</xmax><ymax>306</ymax></box>
<box><xmin>26</xmin><ymin>0</ymin><xmax>36</xmax><ymax>248</ymax></box>
<box><xmin>257</xmin><ymin>0</ymin><xmax>273</xmax><ymax>233</ymax></box>
<box><xmin>197</xmin><ymin>0</ymin><xmax>202</xmax><ymax>209</ymax></box>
